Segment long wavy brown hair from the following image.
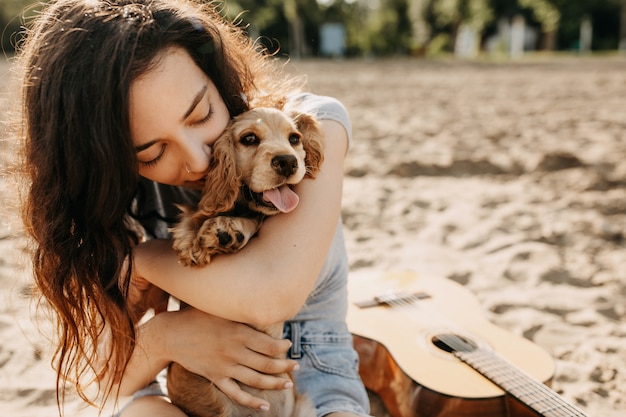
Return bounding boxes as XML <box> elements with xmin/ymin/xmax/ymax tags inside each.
<box><xmin>14</xmin><ymin>0</ymin><xmax>298</xmax><ymax>411</ymax></box>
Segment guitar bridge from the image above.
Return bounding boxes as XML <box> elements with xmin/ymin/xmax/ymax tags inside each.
<box><xmin>354</xmin><ymin>291</ymin><xmax>431</xmax><ymax>308</ymax></box>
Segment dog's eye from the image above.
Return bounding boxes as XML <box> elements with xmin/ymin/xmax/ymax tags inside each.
<box><xmin>240</xmin><ymin>134</ymin><xmax>259</xmax><ymax>146</ymax></box>
<box><xmin>289</xmin><ymin>134</ymin><xmax>301</xmax><ymax>145</ymax></box>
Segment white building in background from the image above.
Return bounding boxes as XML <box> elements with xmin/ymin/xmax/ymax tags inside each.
<box><xmin>320</xmin><ymin>23</ymin><xmax>346</xmax><ymax>57</ymax></box>
<box><xmin>484</xmin><ymin>16</ymin><xmax>538</xmax><ymax>57</ymax></box>
<box><xmin>455</xmin><ymin>24</ymin><xmax>479</xmax><ymax>58</ymax></box>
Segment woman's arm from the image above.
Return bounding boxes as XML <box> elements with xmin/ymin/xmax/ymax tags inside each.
<box><xmin>110</xmin><ymin>308</ymin><xmax>297</xmax><ymax>410</ymax></box>
<box><xmin>134</xmin><ymin>120</ymin><xmax>348</xmax><ymax>326</ymax></box>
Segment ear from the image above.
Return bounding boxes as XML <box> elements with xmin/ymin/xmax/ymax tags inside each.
<box><xmin>193</xmin><ymin>128</ymin><xmax>241</xmax><ymax>220</ymax></box>
<box><xmin>291</xmin><ymin>112</ymin><xmax>325</xmax><ymax>179</ymax></box>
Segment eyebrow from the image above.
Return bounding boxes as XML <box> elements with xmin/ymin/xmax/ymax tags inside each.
<box><xmin>182</xmin><ymin>84</ymin><xmax>208</xmax><ymax>121</ymax></box>
<box><xmin>135</xmin><ymin>139</ymin><xmax>158</xmax><ymax>152</ymax></box>
<box><xmin>134</xmin><ymin>84</ymin><xmax>209</xmax><ymax>152</ymax></box>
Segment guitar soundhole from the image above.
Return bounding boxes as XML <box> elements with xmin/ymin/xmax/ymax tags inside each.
<box><xmin>431</xmin><ymin>333</ymin><xmax>478</xmax><ymax>353</ymax></box>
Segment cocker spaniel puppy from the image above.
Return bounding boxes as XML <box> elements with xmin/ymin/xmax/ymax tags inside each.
<box><xmin>167</xmin><ymin>107</ymin><xmax>324</xmax><ymax>417</ymax></box>
<box><xmin>171</xmin><ymin>106</ymin><xmax>324</xmax><ymax>267</ymax></box>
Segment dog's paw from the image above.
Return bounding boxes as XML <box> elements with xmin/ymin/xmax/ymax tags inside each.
<box><xmin>186</xmin><ymin>217</ymin><xmax>260</xmax><ymax>267</ymax></box>
<box><xmin>197</xmin><ymin>216</ymin><xmax>260</xmax><ymax>253</ymax></box>
<box><xmin>171</xmin><ymin>226</ymin><xmax>210</xmax><ymax>267</ymax></box>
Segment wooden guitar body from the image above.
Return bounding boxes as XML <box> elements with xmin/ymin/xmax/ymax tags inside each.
<box><xmin>347</xmin><ymin>270</ymin><xmax>589</xmax><ymax>417</ymax></box>
<box><xmin>354</xmin><ymin>335</ymin><xmax>543</xmax><ymax>417</ymax></box>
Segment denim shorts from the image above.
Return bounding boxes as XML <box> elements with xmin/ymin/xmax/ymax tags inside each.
<box><xmin>283</xmin><ymin>319</ymin><xmax>371</xmax><ymax>417</ymax></box>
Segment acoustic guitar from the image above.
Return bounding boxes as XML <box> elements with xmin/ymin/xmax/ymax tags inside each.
<box><xmin>346</xmin><ymin>270</ymin><xmax>590</xmax><ymax>417</ymax></box>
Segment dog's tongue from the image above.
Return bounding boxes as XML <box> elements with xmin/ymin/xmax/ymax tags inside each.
<box><xmin>263</xmin><ymin>185</ymin><xmax>299</xmax><ymax>213</ymax></box>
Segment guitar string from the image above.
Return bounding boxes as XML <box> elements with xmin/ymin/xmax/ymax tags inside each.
<box><xmin>455</xmin><ymin>348</ymin><xmax>588</xmax><ymax>417</ymax></box>
<box><xmin>379</xmin><ymin>289</ymin><xmax>461</xmax><ymax>331</ymax></box>
<box><xmin>382</xmin><ymin>293</ymin><xmax>588</xmax><ymax>417</ymax></box>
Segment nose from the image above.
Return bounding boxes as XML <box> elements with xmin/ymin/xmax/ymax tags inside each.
<box><xmin>271</xmin><ymin>154</ymin><xmax>298</xmax><ymax>177</ymax></box>
<box><xmin>184</xmin><ymin>141</ymin><xmax>212</xmax><ymax>174</ymax></box>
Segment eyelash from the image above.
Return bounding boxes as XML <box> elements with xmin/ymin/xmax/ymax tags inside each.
<box><xmin>138</xmin><ymin>104</ymin><xmax>213</xmax><ymax>168</ymax></box>
<box><xmin>196</xmin><ymin>107</ymin><xmax>214</xmax><ymax>125</ymax></box>
<box><xmin>139</xmin><ymin>144</ymin><xmax>167</xmax><ymax>168</ymax></box>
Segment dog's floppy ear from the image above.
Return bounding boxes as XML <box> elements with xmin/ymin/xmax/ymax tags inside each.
<box><xmin>291</xmin><ymin>112</ymin><xmax>325</xmax><ymax>179</ymax></box>
<box><xmin>193</xmin><ymin>128</ymin><xmax>241</xmax><ymax>220</ymax></box>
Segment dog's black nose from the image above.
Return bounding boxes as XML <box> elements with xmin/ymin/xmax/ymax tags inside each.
<box><xmin>271</xmin><ymin>154</ymin><xmax>298</xmax><ymax>177</ymax></box>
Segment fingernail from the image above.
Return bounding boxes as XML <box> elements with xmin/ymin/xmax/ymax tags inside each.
<box><xmin>292</xmin><ymin>363</ymin><xmax>300</xmax><ymax>371</ymax></box>
<box><xmin>259</xmin><ymin>405</ymin><xmax>270</xmax><ymax>411</ymax></box>
<box><xmin>284</xmin><ymin>381</ymin><xmax>294</xmax><ymax>389</ymax></box>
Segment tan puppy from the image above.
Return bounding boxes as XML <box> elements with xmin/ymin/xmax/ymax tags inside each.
<box><xmin>168</xmin><ymin>107</ymin><xmax>324</xmax><ymax>417</ymax></box>
<box><xmin>171</xmin><ymin>107</ymin><xmax>324</xmax><ymax>267</ymax></box>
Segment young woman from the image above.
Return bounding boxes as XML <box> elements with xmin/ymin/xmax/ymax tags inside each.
<box><xmin>14</xmin><ymin>1</ymin><xmax>370</xmax><ymax>416</ymax></box>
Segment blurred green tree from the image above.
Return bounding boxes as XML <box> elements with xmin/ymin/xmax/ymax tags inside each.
<box><xmin>1</xmin><ymin>0</ymin><xmax>624</xmax><ymax>56</ymax></box>
<box><xmin>518</xmin><ymin>0</ymin><xmax>559</xmax><ymax>49</ymax></box>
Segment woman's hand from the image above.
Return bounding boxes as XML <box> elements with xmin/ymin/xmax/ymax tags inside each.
<box><xmin>127</xmin><ymin>265</ymin><xmax>170</xmax><ymax>322</ymax></box>
<box><xmin>161</xmin><ymin>307</ymin><xmax>298</xmax><ymax>410</ymax></box>
<box><xmin>129</xmin><ymin>245</ymin><xmax>298</xmax><ymax>409</ymax></box>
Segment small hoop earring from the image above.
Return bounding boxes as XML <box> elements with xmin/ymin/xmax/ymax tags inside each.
<box><xmin>185</xmin><ymin>165</ymin><xmax>191</xmax><ymax>174</ymax></box>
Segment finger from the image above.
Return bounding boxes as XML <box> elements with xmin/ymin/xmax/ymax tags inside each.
<box><xmin>214</xmin><ymin>378</ymin><xmax>270</xmax><ymax>411</ymax></box>
<box><xmin>241</xmin><ymin>329</ymin><xmax>292</xmax><ymax>357</ymax></box>
<box><xmin>145</xmin><ymin>285</ymin><xmax>169</xmax><ymax>313</ymax></box>
<box><xmin>231</xmin><ymin>365</ymin><xmax>295</xmax><ymax>391</ymax></box>
<box><xmin>130</xmin><ymin>272</ymin><xmax>151</xmax><ymax>291</ymax></box>
<box><xmin>242</xmin><ymin>350</ymin><xmax>299</xmax><ymax>375</ymax></box>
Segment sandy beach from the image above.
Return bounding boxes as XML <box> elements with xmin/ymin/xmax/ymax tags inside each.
<box><xmin>2</xmin><ymin>55</ymin><xmax>625</xmax><ymax>416</ymax></box>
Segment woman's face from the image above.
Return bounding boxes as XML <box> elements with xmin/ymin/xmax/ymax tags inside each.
<box><xmin>130</xmin><ymin>47</ymin><xmax>230</xmax><ymax>189</ymax></box>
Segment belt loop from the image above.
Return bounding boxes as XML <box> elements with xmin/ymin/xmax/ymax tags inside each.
<box><xmin>289</xmin><ymin>322</ymin><xmax>302</xmax><ymax>359</ymax></box>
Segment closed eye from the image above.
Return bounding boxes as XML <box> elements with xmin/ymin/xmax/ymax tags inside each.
<box><xmin>195</xmin><ymin>107</ymin><xmax>214</xmax><ymax>125</ymax></box>
<box><xmin>138</xmin><ymin>143</ymin><xmax>167</xmax><ymax>167</ymax></box>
